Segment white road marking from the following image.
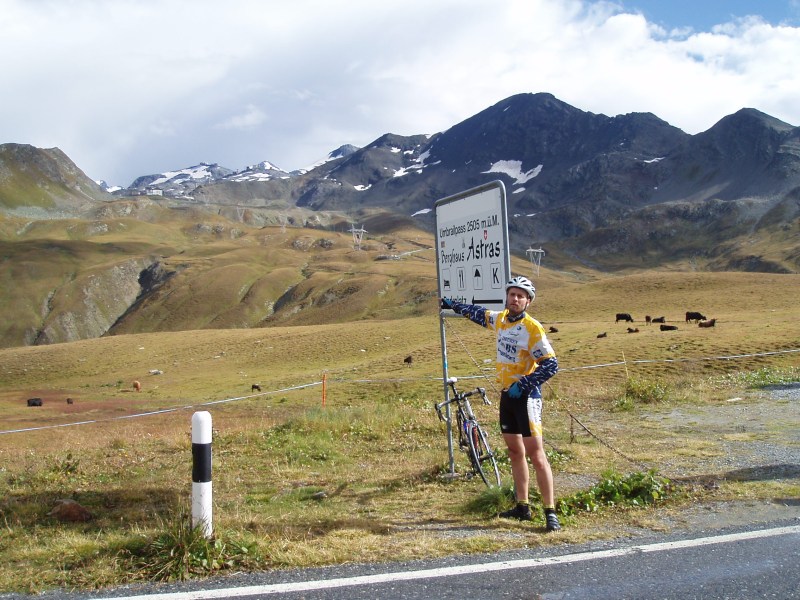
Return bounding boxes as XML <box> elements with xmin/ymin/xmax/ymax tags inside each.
<box><xmin>106</xmin><ymin>525</ymin><xmax>800</xmax><ymax>599</ymax></box>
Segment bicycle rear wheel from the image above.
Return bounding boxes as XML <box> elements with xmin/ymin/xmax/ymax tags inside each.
<box><xmin>466</xmin><ymin>420</ymin><xmax>501</xmax><ymax>487</ymax></box>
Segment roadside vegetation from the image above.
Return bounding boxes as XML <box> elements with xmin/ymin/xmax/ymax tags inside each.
<box><xmin>1</xmin><ymin>248</ymin><xmax>799</xmax><ymax>594</ymax></box>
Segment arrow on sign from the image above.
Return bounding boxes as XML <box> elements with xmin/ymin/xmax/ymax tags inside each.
<box><xmin>473</xmin><ymin>297</ymin><xmax>504</xmax><ymax>305</ymax></box>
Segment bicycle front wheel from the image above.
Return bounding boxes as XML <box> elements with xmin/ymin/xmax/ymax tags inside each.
<box><xmin>466</xmin><ymin>420</ymin><xmax>501</xmax><ymax>487</ymax></box>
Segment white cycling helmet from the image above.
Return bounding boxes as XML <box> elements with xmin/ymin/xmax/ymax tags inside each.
<box><xmin>505</xmin><ymin>275</ymin><xmax>536</xmax><ymax>301</ymax></box>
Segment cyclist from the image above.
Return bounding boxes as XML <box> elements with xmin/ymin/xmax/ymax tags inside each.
<box><xmin>441</xmin><ymin>275</ymin><xmax>561</xmax><ymax>532</ymax></box>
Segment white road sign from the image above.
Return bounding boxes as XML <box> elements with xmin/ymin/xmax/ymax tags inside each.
<box><xmin>435</xmin><ymin>180</ymin><xmax>511</xmax><ymax>311</ymax></box>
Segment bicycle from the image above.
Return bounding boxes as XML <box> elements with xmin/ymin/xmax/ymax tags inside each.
<box><xmin>434</xmin><ymin>377</ymin><xmax>502</xmax><ymax>487</ymax></box>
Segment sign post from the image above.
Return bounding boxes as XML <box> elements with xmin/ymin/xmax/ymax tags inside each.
<box><xmin>434</xmin><ymin>181</ymin><xmax>511</xmax><ymax>477</ymax></box>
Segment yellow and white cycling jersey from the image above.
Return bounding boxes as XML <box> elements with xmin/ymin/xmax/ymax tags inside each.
<box><xmin>484</xmin><ymin>309</ymin><xmax>555</xmax><ymax>389</ymax></box>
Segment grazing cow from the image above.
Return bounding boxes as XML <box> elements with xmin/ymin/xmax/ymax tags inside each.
<box><xmin>685</xmin><ymin>311</ymin><xmax>706</xmax><ymax>323</ymax></box>
<box><xmin>132</xmin><ymin>380</ymin><xmax>141</xmax><ymax>392</ymax></box>
<box><xmin>645</xmin><ymin>315</ymin><xmax>651</xmax><ymax>325</ymax></box>
<box><xmin>615</xmin><ymin>313</ymin><xmax>634</xmax><ymax>323</ymax></box>
<box><xmin>27</xmin><ymin>397</ymin><xmax>43</xmax><ymax>407</ymax></box>
<box><xmin>597</xmin><ymin>332</ymin><xmax>607</xmax><ymax>338</ymax></box>
<box><xmin>660</xmin><ymin>324</ymin><xmax>678</xmax><ymax>331</ymax></box>
<box><xmin>403</xmin><ymin>355</ymin><xmax>413</xmax><ymax>366</ymax></box>
<box><xmin>548</xmin><ymin>326</ymin><xmax>559</xmax><ymax>333</ymax></box>
<box><xmin>627</xmin><ymin>327</ymin><xmax>639</xmax><ymax>333</ymax></box>
<box><xmin>66</xmin><ymin>397</ymin><xmax>73</xmax><ymax>405</ymax></box>
<box><xmin>651</xmin><ymin>316</ymin><xmax>666</xmax><ymax>324</ymax></box>
<box><xmin>698</xmin><ymin>318</ymin><xmax>716</xmax><ymax>328</ymax></box>
<box><xmin>251</xmin><ymin>383</ymin><xmax>262</xmax><ymax>392</ymax></box>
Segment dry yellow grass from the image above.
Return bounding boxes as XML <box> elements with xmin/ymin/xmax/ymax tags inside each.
<box><xmin>0</xmin><ymin>251</ymin><xmax>798</xmax><ymax>593</ymax></box>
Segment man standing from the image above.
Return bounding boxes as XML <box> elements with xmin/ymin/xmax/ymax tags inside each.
<box><xmin>442</xmin><ymin>275</ymin><xmax>561</xmax><ymax>532</ymax></box>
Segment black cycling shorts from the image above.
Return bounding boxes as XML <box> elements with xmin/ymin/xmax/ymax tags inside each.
<box><xmin>499</xmin><ymin>388</ymin><xmax>543</xmax><ymax>437</ymax></box>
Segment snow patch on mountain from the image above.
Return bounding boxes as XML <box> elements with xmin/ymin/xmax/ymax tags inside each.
<box><xmin>149</xmin><ymin>164</ymin><xmax>223</xmax><ymax>187</ymax></box>
<box><xmin>227</xmin><ymin>161</ymin><xmax>290</xmax><ymax>183</ymax></box>
<box><xmin>483</xmin><ymin>160</ymin><xmax>542</xmax><ymax>185</ymax></box>
<box><xmin>299</xmin><ymin>144</ymin><xmax>360</xmax><ymax>173</ymax></box>
<box><xmin>394</xmin><ymin>148</ymin><xmax>438</xmax><ymax>177</ymax></box>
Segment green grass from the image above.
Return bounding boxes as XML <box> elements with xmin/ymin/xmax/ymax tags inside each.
<box><xmin>715</xmin><ymin>365</ymin><xmax>800</xmax><ymax>388</ymax></box>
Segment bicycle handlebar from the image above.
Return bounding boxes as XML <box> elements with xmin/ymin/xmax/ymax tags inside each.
<box><xmin>435</xmin><ymin>381</ymin><xmax>492</xmax><ymax>421</ymax></box>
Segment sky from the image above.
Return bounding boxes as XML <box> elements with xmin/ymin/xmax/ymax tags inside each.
<box><xmin>2</xmin><ymin>0</ymin><xmax>799</xmax><ymax>187</ymax></box>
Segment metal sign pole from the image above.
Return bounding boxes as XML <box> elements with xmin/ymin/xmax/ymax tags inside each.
<box><xmin>438</xmin><ymin>313</ymin><xmax>456</xmax><ymax>477</ymax></box>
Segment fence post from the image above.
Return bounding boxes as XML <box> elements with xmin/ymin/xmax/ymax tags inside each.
<box><xmin>191</xmin><ymin>411</ymin><xmax>213</xmax><ymax>538</ymax></box>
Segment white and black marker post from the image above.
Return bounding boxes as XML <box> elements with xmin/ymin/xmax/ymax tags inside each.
<box><xmin>191</xmin><ymin>411</ymin><xmax>213</xmax><ymax>538</ymax></box>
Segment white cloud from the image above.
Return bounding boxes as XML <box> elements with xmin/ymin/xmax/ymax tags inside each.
<box><xmin>1</xmin><ymin>0</ymin><xmax>798</xmax><ymax>186</ymax></box>
<box><xmin>215</xmin><ymin>105</ymin><xmax>267</xmax><ymax>131</ymax></box>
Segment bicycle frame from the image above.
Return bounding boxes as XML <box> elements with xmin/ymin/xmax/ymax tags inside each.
<box><xmin>435</xmin><ymin>377</ymin><xmax>502</xmax><ymax>487</ymax></box>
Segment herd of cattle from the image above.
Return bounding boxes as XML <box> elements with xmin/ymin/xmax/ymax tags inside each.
<box><xmin>588</xmin><ymin>311</ymin><xmax>716</xmax><ymax>338</ymax></box>
<box><xmin>612</xmin><ymin>311</ymin><xmax>716</xmax><ymax>333</ymax></box>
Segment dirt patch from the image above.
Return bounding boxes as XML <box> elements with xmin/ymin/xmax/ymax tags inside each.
<box><xmin>628</xmin><ymin>384</ymin><xmax>800</xmax><ymax>533</ymax></box>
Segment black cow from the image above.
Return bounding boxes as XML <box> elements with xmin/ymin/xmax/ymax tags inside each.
<box><xmin>615</xmin><ymin>313</ymin><xmax>634</xmax><ymax>323</ymax></box>
<box><xmin>403</xmin><ymin>355</ymin><xmax>413</xmax><ymax>366</ymax></box>
<box><xmin>27</xmin><ymin>398</ymin><xmax>43</xmax><ymax>407</ymax></box>
<box><xmin>251</xmin><ymin>384</ymin><xmax>261</xmax><ymax>392</ymax></box>
<box><xmin>548</xmin><ymin>326</ymin><xmax>559</xmax><ymax>333</ymax></box>
<box><xmin>660</xmin><ymin>324</ymin><xmax>679</xmax><ymax>331</ymax></box>
<box><xmin>686</xmin><ymin>311</ymin><xmax>706</xmax><ymax>323</ymax></box>
<box><xmin>627</xmin><ymin>327</ymin><xmax>639</xmax><ymax>333</ymax></box>
<box><xmin>651</xmin><ymin>316</ymin><xmax>666</xmax><ymax>323</ymax></box>
<box><xmin>597</xmin><ymin>332</ymin><xmax>608</xmax><ymax>338</ymax></box>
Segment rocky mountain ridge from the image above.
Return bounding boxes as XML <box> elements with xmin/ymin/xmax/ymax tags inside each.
<box><xmin>1</xmin><ymin>92</ymin><xmax>799</xmax><ymax>348</ymax></box>
<box><xmin>96</xmin><ymin>93</ymin><xmax>799</xmax><ymax>268</ymax></box>
<box><xmin>111</xmin><ymin>144</ymin><xmax>361</xmax><ymax>198</ymax></box>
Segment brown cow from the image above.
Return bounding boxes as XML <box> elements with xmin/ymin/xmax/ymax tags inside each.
<box><xmin>698</xmin><ymin>318</ymin><xmax>716</xmax><ymax>328</ymax></box>
<box><xmin>132</xmin><ymin>380</ymin><xmax>141</xmax><ymax>392</ymax></box>
<box><xmin>645</xmin><ymin>316</ymin><xmax>651</xmax><ymax>325</ymax></box>
<box><xmin>660</xmin><ymin>324</ymin><xmax>678</xmax><ymax>331</ymax></box>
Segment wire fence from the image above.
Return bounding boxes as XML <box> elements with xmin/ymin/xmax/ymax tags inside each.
<box><xmin>2</xmin><ymin>347</ymin><xmax>798</xmax><ymax>438</ymax></box>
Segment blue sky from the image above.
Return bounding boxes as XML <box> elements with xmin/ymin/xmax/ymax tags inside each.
<box><xmin>625</xmin><ymin>0</ymin><xmax>799</xmax><ymax>31</ymax></box>
<box><xmin>2</xmin><ymin>0</ymin><xmax>799</xmax><ymax>187</ymax></box>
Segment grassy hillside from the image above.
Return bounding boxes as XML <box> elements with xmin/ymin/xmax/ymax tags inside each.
<box><xmin>0</xmin><ymin>144</ymin><xmax>110</xmax><ymax>211</ymax></box>
<box><xmin>0</xmin><ymin>206</ymin><xmax>442</xmax><ymax>347</ymax></box>
<box><xmin>0</xmin><ymin>266</ymin><xmax>798</xmax><ymax>592</ymax></box>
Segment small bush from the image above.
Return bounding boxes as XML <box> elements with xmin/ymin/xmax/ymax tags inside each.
<box><xmin>130</xmin><ymin>514</ymin><xmax>259</xmax><ymax>582</ymax></box>
<box><xmin>619</xmin><ymin>376</ymin><xmax>670</xmax><ymax>406</ymax></box>
<box><xmin>466</xmin><ymin>483</ymin><xmax>514</xmax><ymax>517</ymax></box>
<box><xmin>558</xmin><ymin>469</ymin><xmax>673</xmax><ymax>516</ymax></box>
<box><xmin>717</xmin><ymin>366</ymin><xmax>800</xmax><ymax>389</ymax></box>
